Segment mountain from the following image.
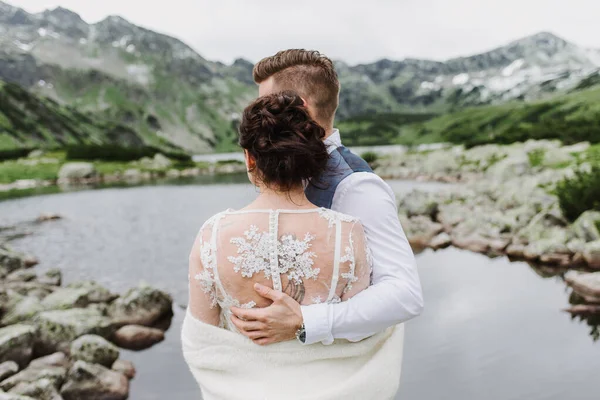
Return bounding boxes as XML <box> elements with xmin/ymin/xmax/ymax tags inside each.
<box><xmin>0</xmin><ymin>0</ymin><xmax>599</xmax><ymax>152</ymax></box>
<box><xmin>0</xmin><ymin>1</ymin><xmax>254</xmax><ymax>153</ymax></box>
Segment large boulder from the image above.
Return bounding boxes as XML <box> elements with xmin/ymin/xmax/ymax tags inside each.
<box><xmin>111</xmin><ymin>325</ymin><xmax>165</xmax><ymax>350</ymax></box>
<box><xmin>70</xmin><ymin>335</ymin><xmax>119</xmax><ymax>368</ymax></box>
<box><xmin>0</xmin><ymin>361</ymin><xmax>19</xmax><ymax>382</ymax></box>
<box><xmin>9</xmin><ymin>378</ymin><xmax>63</xmax><ymax>400</ymax></box>
<box><xmin>0</xmin><ymin>365</ymin><xmax>66</xmax><ymax>392</ymax></box>
<box><xmin>108</xmin><ymin>285</ymin><xmax>172</xmax><ymax>327</ymax></box>
<box><xmin>1</xmin><ymin>282</ymin><xmax>55</xmax><ymax>301</ymax></box>
<box><xmin>0</xmin><ymin>247</ymin><xmax>29</xmax><ymax>275</ymax></box>
<box><xmin>57</xmin><ymin>163</ymin><xmax>97</xmax><ymax>182</ymax></box>
<box><xmin>65</xmin><ymin>282</ymin><xmax>117</xmax><ymax>304</ymax></box>
<box><xmin>5</xmin><ymin>271</ymin><xmax>36</xmax><ymax>283</ymax></box>
<box><xmin>400</xmin><ymin>216</ymin><xmax>443</xmax><ymax>250</ymax></box>
<box><xmin>398</xmin><ymin>190</ymin><xmax>440</xmax><ymax>219</ymax></box>
<box><xmin>583</xmin><ymin>240</ymin><xmax>600</xmax><ymax>269</ymax></box>
<box><xmin>565</xmin><ymin>271</ymin><xmax>600</xmax><ymax>303</ymax></box>
<box><xmin>1</xmin><ymin>295</ymin><xmax>44</xmax><ymax>326</ymax></box>
<box><xmin>33</xmin><ymin>308</ymin><xmax>117</xmax><ymax>355</ymax></box>
<box><xmin>60</xmin><ymin>361</ymin><xmax>129</xmax><ymax>400</ymax></box>
<box><xmin>41</xmin><ymin>288</ymin><xmax>90</xmax><ymax>311</ymax></box>
<box><xmin>572</xmin><ymin>212</ymin><xmax>600</xmax><ymax>243</ymax></box>
<box><xmin>0</xmin><ymin>325</ymin><xmax>36</xmax><ymax>368</ymax></box>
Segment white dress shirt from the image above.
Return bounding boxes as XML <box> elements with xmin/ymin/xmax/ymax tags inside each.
<box><xmin>301</xmin><ymin>130</ymin><xmax>424</xmax><ymax>345</ymax></box>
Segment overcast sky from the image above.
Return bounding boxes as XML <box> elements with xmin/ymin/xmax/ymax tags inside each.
<box><xmin>13</xmin><ymin>0</ymin><xmax>600</xmax><ymax>65</ymax></box>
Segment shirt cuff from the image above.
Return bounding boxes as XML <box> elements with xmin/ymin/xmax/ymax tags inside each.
<box><xmin>300</xmin><ymin>303</ymin><xmax>334</xmax><ymax>345</ymax></box>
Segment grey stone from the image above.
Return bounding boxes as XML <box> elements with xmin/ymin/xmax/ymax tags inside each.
<box><xmin>111</xmin><ymin>325</ymin><xmax>165</xmax><ymax>350</ymax></box>
<box><xmin>0</xmin><ymin>361</ymin><xmax>19</xmax><ymax>382</ymax></box>
<box><xmin>108</xmin><ymin>284</ymin><xmax>172</xmax><ymax>327</ymax></box>
<box><xmin>33</xmin><ymin>308</ymin><xmax>117</xmax><ymax>355</ymax></box>
<box><xmin>430</xmin><ymin>233</ymin><xmax>452</xmax><ymax>250</ymax></box>
<box><xmin>9</xmin><ymin>378</ymin><xmax>63</xmax><ymax>400</ymax></box>
<box><xmin>57</xmin><ymin>163</ymin><xmax>97</xmax><ymax>182</ymax></box>
<box><xmin>65</xmin><ymin>282</ymin><xmax>117</xmax><ymax>304</ymax></box>
<box><xmin>1</xmin><ymin>295</ymin><xmax>44</xmax><ymax>326</ymax></box>
<box><xmin>41</xmin><ymin>288</ymin><xmax>90</xmax><ymax>311</ymax></box>
<box><xmin>70</xmin><ymin>335</ymin><xmax>119</xmax><ymax>368</ymax></box>
<box><xmin>0</xmin><ymin>247</ymin><xmax>27</xmax><ymax>274</ymax></box>
<box><xmin>0</xmin><ymin>366</ymin><xmax>66</xmax><ymax>392</ymax></box>
<box><xmin>5</xmin><ymin>271</ymin><xmax>37</xmax><ymax>283</ymax></box>
<box><xmin>400</xmin><ymin>216</ymin><xmax>444</xmax><ymax>250</ymax></box>
<box><xmin>0</xmin><ymin>325</ymin><xmax>36</xmax><ymax>368</ymax></box>
<box><xmin>0</xmin><ymin>392</ymin><xmax>36</xmax><ymax>400</ymax></box>
<box><xmin>583</xmin><ymin>240</ymin><xmax>600</xmax><ymax>269</ymax></box>
<box><xmin>38</xmin><ymin>270</ymin><xmax>62</xmax><ymax>287</ymax></box>
<box><xmin>29</xmin><ymin>353</ymin><xmax>70</xmax><ymax>369</ymax></box>
<box><xmin>572</xmin><ymin>211</ymin><xmax>600</xmax><ymax>242</ymax></box>
<box><xmin>60</xmin><ymin>361</ymin><xmax>129</xmax><ymax>400</ymax></box>
<box><xmin>565</xmin><ymin>271</ymin><xmax>600</xmax><ymax>302</ymax></box>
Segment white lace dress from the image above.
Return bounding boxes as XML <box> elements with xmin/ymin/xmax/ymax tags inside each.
<box><xmin>188</xmin><ymin>207</ymin><xmax>373</xmax><ymax>332</ymax></box>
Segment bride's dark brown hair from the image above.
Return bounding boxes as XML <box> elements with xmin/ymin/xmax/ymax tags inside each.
<box><xmin>238</xmin><ymin>91</ymin><xmax>329</xmax><ymax>191</ymax></box>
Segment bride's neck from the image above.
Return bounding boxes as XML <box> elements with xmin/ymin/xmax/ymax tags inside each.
<box><xmin>252</xmin><ymin>185</ymin><xmax>314</xmax><ymax>209</ymax></box>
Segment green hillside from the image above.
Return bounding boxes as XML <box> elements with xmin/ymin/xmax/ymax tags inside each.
<box><xmin>393</xmin><ymin>85</ymin><xmax>600</xmax><ymax>147</ymax></box>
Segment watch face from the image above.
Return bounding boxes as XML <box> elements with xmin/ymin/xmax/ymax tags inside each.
<box><xmin>300</xmin><ymin>331</ymin><xmax>306</xmax><ymax>343</ymax></box>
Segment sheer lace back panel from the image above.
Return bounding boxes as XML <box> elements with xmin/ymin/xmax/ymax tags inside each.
<box><xmin>190</xmin><ymin>208</ymin><xmax>372</xmax><ymax>332</ymax></box>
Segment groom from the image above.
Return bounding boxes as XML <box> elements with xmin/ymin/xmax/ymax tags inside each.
<box><xmin>230</xmin><ymin>49</ymin><xmax>423</xmax><ymax>345</ymax></box>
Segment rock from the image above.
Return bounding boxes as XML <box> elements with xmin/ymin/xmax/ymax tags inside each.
<box><xmin>430</xmin><ymin>232</ymin><xmax>452</xmax><ymax>250</ymax></box>
<box><xmin>565</xmin><ymin>271</ymin><xmax>600</xmax><ymax>302</ymax></box>
<box><xmin>29</xmin><ymin>353</ymin><xmax>70</xmax><ymax>369</ymax></box>
<box><xmin>65</xmin><ymin>282</ymin><xmax>117</xmax><ymax>304</ymax></box>
<box><xmin>2</xmin><ymin>282</ymin><xmax>55</xmax><ymax>300</ymax></box>
<box><xmin>57</xmin><ymin>163</ymin><xmax>97</xmax><ymax>182</ymax></box>
<box><xmin>0</xmin><ymin>247</ymin><xmax>28</xmax><ymax>274</ymax></box>
<box><xmin>152</xmin><ymin>154</ymin><xmax>172</xmax><ymax>169</ymax></box>
<box><xmin>41</xmin><ymin>288</ymin><xmax>90</xmax><ymax>311</ymax></box>
<box><xmin>5</xmin><ymin>270</ymin><xmax>37</xmax><ymax>283</ymax></box>
<box><xmin>36</xmin><ymin>214</ymin><xmax>62</xmax><ymax>223</ymax></box>
<box><xmin>398</xmin><ymin>191</ymin><xmax>439</xmax><ymax>218</ymax></box>
<box><xmin>60</xmin><ymin>361</ymin><xmax>129</xmax><ymax>400</ymax></box>
<box><xmin>122</xmin><ymin>169</ymin><xmax>142</xmax><ymax>181</ymax></box>
<box><xmin>0</xmin><ymin>325</ymin><xmax>36</xmax><ymax>368</ymax></box>
<box><xmin>165</xmin><ymin>169</ymin><xmax>180</xmax><ymax>179</ymax></box>
<box><xmin>583</xmin><ymin>240</ymin><xmax>600</xmax><ymax>269</ymax></box>
<box><xmin>111</xmin><ymin>325</ymin><xmax>165</xmax><ymax>350</ymax></box>
<box><xmin>572</xmin><ymin>211</ymin><xmax>600</xmax><ymax>242</ymax></box>
<box><xmin>1</xmin><ymin>295</ymin><xmax>44</xmax><ymax>326</ymax></box>
<box><xmin>38</xmin><ymin>270</ymin><xmax>62</xmax><ymax>287</ymax></box>
<box><xmin>437</xmin><ymin>204</ymin><xmax>467</xmax><ymax>231</ymax></box>
<box><xmin>486</xmin><ymin>154</ymin><xmax>531</xmax><ymax>181</ymax></box>
<box><xmin>564</xmin><ymin>304</ymin><xmax>600</xmax><ymax>316</ymax></box>
<box><xmin>451</xmin><ymin>234</ymin><xmax>490</xmax><ymax>254</ymax></box>
<box><xmin>0</xmin><ymin>361</ymin><xmax>19</xmax><ymax>382</ymax></box>
<box><xmin>523</xmin><ymin>238</ymin><xmax>570</xmax><ymax>262</ymax></box>
<box><xmin>401</xmin><ymin>216</ymin><xmax>444</xmax><ymax>249</ymax></box>
<box><xmin>33</xmin><ymin>308</ymin><xmax>117</xmax><ymax>355</ymax></box>
<box><xmin>0</xmin><ymin>366</ymin><xmax>66</xmax><ymax>392</ymax></box>
<box><xmin>108</xmin><ymin>284</ymin><xmax>173</xmax><ymax>327</ymax></box>
<box><xmin>0</xmin><ymin>392</ymin><xmax>36</xmax><ymax>400</ymax></box>
<box><xmin>9</xmin><ymin>378</ymin><xmax>63</xmax><ymax>400</ymax></box>
<box><xmin>506</xmin><ymin>243</ymin><xmax>526</xmax><ymax>258</ymax></box>
<box><xmin>70</xmin><ymin>335</ymin><xmax>119</xmax><ymax>368</ymax></box>
<box><xmin>111</xmin><ymin>360</ymin><xmax>135</xmax><ymax>380</ymax></box>
<box><xmin>27</xmin><ymin>150</ymin><xmax>44</xmax><ymax>158</ymax></box>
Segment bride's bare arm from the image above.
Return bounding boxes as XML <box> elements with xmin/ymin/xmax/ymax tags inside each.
<box><xmin>188</xmin><ymin>229</ymin><xmax>221</xmax><ymax>326</ymax></box>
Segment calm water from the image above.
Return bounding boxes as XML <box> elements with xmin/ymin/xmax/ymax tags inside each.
<box><xmin>0</xmin><ymin>179</ymin><xmax>598</xmax><ymax>400</ymax></box>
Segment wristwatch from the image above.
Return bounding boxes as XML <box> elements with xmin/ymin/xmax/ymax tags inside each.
<box><xmin>295</xmin><ymin>323</ymin><xmax>306</xmax><ymax>344</ymax></box>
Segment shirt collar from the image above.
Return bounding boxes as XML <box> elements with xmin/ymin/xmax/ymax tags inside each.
<box><xmin>324</xmin><ymin>129</ymin><xmax>342</xmax><ymax>154</ymax></box>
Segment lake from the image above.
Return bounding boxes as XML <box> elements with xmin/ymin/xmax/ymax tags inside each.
<box><xmin>0</xmin><ymin>177</ymin><xmax>598</xmax><ymax>400</ymax></box>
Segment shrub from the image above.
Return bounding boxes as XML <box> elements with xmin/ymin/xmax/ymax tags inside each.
<box><xmin>555</xmin><ymin>164</ymin><xmax>600</xmax><ymax>221</ymax></box>
<box><xmin>361</xmin><ymin>151</ymin><xmax>379</xmax><ymax>165</ymax></box>
<box><xmin>527</xmin><ymin>149</ymin><xmax>546</xmax><ymax>167</ymax></box>
<box><xmin>0</xmin><ymin>148</ymin><xmax>36</xmax><ymax>161</ymax></box>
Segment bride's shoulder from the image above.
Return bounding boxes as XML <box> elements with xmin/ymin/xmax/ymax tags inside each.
<box><xmin>199</xmin><ymin>209</ymin><xmax>233</xmax><ymax>231</ymax></box>
<box><xmin>316</xmin><ymin>208</ymin><xmax>361</xmax><ymax>226</ymax></box>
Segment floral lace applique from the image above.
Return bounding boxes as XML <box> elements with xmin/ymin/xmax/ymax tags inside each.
<box><xmin>317</xmin><ymin>208</ymin><xmax>358</xmax><ymax>228</ymax></box>
<box><xmin>195</xmin><ymin>237</ymin><xmax>218</xmax><ymax>308</ymax></box>
<box><xmin>340</xmin><ymin>230</ymin><xmax>358</xmax><ymax>294</ymax></box>
<box><xmin>228</xmin><ymin>227</ymin><xmax>319</xmax><ymax>284</ymax></box>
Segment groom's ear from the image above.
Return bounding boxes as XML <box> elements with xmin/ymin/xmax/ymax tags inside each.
<box><xmin>300</xmin><ymin>97</ymin><xmax>309</xmax><ymax>108</ymax></box>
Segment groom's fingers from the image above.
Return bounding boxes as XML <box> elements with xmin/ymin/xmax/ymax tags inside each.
<box><xmin>230</xmin><ymin>314</ymin><xmax>265</xmax><ymax>332</ymax></box>
<box><xmin>231</xmin><ymin>307</ymin><xmax>266</xmax><ymax>322</ymax></box>
<box><xmin>254</xmin><ymin>283</ymin><xmax>284</xmax><ymax>302</ymax></box>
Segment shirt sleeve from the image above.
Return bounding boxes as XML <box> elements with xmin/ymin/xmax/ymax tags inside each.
<box><xmin>301</xmin><ymin>172</ymin><xmax>424</xmax><ymax>345</ymax></box>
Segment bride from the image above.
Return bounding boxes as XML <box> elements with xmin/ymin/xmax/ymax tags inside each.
<box><xmin>182</xmin><ymin>91</ymin><xmax>404</xmax><ymax>400</ymax></box>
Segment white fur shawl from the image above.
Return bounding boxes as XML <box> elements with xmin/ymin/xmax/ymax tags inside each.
<box><xmin>181</xmin><ymin>310</ymin><xmax>404</xmax><ymax>400</ymax></box>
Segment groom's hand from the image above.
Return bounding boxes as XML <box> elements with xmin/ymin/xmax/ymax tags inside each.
<box><xmin>230</xmin><ymin>283</ymin><xmax>303</xmax><ymax>346</ymax></box>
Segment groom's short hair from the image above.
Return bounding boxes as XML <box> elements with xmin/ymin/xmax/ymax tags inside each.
<box><xmin>253</xmin><ymin>49</ymin><xmax>340</xmax><ymax>126</ymax></box>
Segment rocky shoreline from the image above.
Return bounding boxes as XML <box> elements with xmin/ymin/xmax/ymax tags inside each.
<box><xmin>375</xmin><ymin>139</ymin><xmax>600</xmax><ymax>322</ymax></box>
<box><xmin>0</xmin><ymin>220</ymin><xmax>174</xmax><ymax>400</ymax></box>
<box><xmin>0</xmin><ymin>153</ymin><xmax>247</xmax><ymax>197</ymax></box>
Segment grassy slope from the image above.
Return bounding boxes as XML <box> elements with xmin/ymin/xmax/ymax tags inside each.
<box><xmin>397</xmin><ymin>86</ymin><xmax>600</xmax><ymax>147</ymax></box>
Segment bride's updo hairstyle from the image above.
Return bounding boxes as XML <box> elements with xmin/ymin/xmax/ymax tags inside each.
<box><xmin>239</xmin><ymin>91</ymin><xmax>329</xmax><ymax>191</ymax></box>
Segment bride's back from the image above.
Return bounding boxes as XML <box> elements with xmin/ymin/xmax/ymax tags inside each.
<box><xmin>193</xmin><ymin>207</ymin><xmax>371</xmax><ymax>331</ymax></box>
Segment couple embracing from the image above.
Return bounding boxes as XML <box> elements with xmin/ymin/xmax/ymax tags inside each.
<box><xmin>181</xmin><ymin>49</ymin><xmax>424</xmax><ymax>400</ymax></box>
